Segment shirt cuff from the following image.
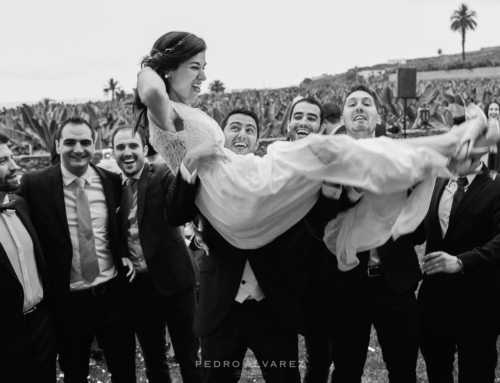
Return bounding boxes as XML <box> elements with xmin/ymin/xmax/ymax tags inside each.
<box><xmin>321</xmin><ymin>183</ymin><xmax>342</xmax><ymax>200</ymax></box>
<box><xmin>346</xmin><ymin>186</ymin><xmax>364</xmax><ymax>202</ymax></box>
<box><xmin>180</xmin><ymin>162</ymin><xmax>198</xmax><ymax>184</ymax></box>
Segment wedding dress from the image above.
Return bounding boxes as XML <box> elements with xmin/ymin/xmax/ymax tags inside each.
<box><xmin>149</xmin><ymin>101</ymin><xmax>450</xmax><ymax>270</ymax></box>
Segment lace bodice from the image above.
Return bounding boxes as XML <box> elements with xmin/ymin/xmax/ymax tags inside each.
<box><xmin>148</xmin><ymin>102</ymin><xmax>224</xmax><ymax>173</ymax></box>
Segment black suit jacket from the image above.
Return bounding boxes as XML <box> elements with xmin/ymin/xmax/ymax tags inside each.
<box><xmin>0</xmin><ymin>195</ymin><xmax>52</xmax><ymax>350</ymax></box>
<box><xmin>18</xmin><ymin>164</ymin><xmax>129</xmax><ymax>329</ymax></box>
<box><xmin>167</xmin><ymin>170</ymin><xmax>341</xmax><ymax>338</ymax></box>
<box><xmin>417</xmin><ymin>167</ymin><xmax>500</xmax><ymax>334</ymax></box>
<box><xmin>132</xmin><ymin>163</ymin><xmax>197</xmax><ymax>295</ymax></box>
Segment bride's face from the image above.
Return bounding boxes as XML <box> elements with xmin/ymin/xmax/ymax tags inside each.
<box><xmin>168</xmin><ymin>52</ymin><xmax>207</xmax><ymax>103</ymax></box>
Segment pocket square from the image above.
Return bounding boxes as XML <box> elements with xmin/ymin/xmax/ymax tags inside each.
<box><xmin>116</xmin><ymin>207</ymin><xmax>121</xmax><ymax>213</ymax></box>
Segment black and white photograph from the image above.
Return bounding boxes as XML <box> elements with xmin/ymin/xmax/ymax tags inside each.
<box><xmin>1</xmin><ymin>0</ymin><xmax>500</xmax><ymax>382</ymax></box>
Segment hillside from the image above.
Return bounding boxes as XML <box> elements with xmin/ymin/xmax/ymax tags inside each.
<box><xmin>303</xmin><ymin>46</ymin><xmax>500</xmax><ymax>87</ymax></box>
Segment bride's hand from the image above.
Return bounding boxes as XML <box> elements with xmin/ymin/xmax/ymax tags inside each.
<box><xmin>183</xmin><ymin>141</ymin><xmax>229</xmax><ymax>173</ymax></box>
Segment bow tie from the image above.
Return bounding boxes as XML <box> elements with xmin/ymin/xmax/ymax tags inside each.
<box><xmin>0</xmin><ymin>200</ymin><xmax>17</xmax><ymax>214</ymax></box>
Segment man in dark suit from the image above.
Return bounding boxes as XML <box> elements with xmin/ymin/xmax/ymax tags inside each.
<box><xmin>167</xmin><ymin>108</ymin><xmax>342</xmax><ymax>383</ymax></box>
<box><xmin>323</xmin><ymin>85</ymin><xmax>423</xmax><ymax>383</ymax></box>
<box><xmin>19</xmin><ymin>117</ymin><xmax>137</xmax><ymax>383</ymax></box>
<box><xmin>417</xmin><ymin>156</ymin><xmax>500</xmax><ymax>383</ymax></box>
<box><xmin>112</xmin><ymin>126</ymin><xmax>201</xmax><ymax>383</ymax></box>
<box><xmin>0</xmin><ymin>132</ymin><xmax>56</xmax><ymax>383</ymax></box>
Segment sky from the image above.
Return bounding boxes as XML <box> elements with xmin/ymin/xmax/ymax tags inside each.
<box><xmin>0</xmin><ymin>0</ymin><xmax>498</xmax><ymax>107</ymax></box>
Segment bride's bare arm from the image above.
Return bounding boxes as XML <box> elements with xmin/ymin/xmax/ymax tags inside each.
<box><xmin>137</xmin><ymin>67</ymin><xmax>175</xmax><ymax>133</ymax></box>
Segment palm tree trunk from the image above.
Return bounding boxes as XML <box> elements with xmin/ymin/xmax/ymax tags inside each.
<box><xmin>462</xmin><ymin>30</ymin><xmax>465</xmax><ymax>61</ymax></box>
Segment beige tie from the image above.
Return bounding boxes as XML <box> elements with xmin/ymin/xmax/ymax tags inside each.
<box><xmin>74</xmin><ymin>177</ymin><xmax>99</xmax><ymax>282</ymax></box>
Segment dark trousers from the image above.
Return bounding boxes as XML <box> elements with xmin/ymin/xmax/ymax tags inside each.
<box><xmin>58</xmin><ymin>277</ymin><xmax>136</xmax><ymax>383</ymax></box>
<box><xmin>420</xmin><ymin>315</ymin><xmax>498</xmax><ymax>383</ymax></box>
<box><xmin>131</xmin><ymin>273</ymin><xmax>201</xmax><ymax>383</ymax></box>
<box><xmin>302</xmin><ymin>290</ymin><xmax>331</xmax><ymax>383</ymax></box>
<box><xmin>201</xmin><ymin>299</ymin><xmax>301</xmax><ymax>383</ymax></box>
<box><xmin>327</xmin><ymin>274</ymin><xmax>419</xmax><ymax>383</ymax></box>
<box><xmin>1</xmin><ymin>300</ymin><xmax>56</xmax><ymax>383</ymax></box>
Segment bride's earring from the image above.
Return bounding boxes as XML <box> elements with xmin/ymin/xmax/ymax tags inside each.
<box><xmin>164</xmin><ymin>72</ymin><xmax>171</xmax><ymax>79</ymax></box>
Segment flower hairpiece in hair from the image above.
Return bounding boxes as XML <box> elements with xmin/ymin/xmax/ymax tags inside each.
<box><xmin>163</xmin><ymin>34</ymin><xmax>191</xmax><ymax>54</ymax></box>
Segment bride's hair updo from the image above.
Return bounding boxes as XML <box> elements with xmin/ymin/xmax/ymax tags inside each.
<box><xmin>134</xmin><ymin>31</ymin><xmax>207</xmax><ymax>132</ymax></box>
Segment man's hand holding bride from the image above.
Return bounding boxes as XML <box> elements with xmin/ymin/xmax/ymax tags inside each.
<box><xmin>183</xmin><ymin>140</ymin><xmax>229</xmax><ymax>174</ymax></box>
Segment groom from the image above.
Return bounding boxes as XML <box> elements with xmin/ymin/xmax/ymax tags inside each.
<box><xmin>167</xmin><ymin>108</ymin><xmax>343</xmax><ymax>383</ymax></box>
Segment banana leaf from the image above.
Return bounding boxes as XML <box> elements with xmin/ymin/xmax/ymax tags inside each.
<box><xmin>84</xmin><ymin>104</ymin><xmax>100</xmax><ymax>128</ymax></box>
<box><xmin>211</xmin><ymin>107</ymin><xmax>225</xmax><ymax>126</ymax></box>
<box><xmin>443</xmin><ymin>109</ymin><xmax>454</xmax><ymax>127</ymax></box>
<box><xmin>380</xmin><ymin>87</ymin><xmax>399</xmax><ymax>117</ymax></box>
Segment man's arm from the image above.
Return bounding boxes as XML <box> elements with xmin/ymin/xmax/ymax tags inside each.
<box><xmin>422</xmin><ymin>183</ymin><xmax>500</xmax><ymax>275</ymax></box>
<box><xmin>457</xmin><ymin>189</ymin><xmax>500</xmax><ymax>272</ymax></box>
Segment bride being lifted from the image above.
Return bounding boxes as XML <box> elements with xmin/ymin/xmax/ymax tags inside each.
<box><xmin>134</xmin><ymin>31</ymin><xmax>496</xmax><ymax>267</ymax></box>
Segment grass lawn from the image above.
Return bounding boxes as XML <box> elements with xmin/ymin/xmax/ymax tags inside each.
<box><xmin>69</xmin><ymin>245</ymin><xmax>500</xmax><ymax>382</ymax></box>
<box><xmin>60</xmin><ymin>334</ymin><xmax>500</xmax><ymax>383</ymax></box>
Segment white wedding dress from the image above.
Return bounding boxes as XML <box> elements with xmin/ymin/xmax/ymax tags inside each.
<box><xmin>149</xmin><ymin>102</ymin><xmax>451</xmax><ymax>270</ymax></box>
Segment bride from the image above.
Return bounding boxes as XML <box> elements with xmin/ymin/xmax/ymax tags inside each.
<box><xmin>134</xmin><ymin>31</ymin><xmax>495</xmax><ymax>267</ymax></box>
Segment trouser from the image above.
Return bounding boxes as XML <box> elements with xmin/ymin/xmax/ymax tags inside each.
<box><xmin>327</xmin><ymin>273</ymin><xmax>419</xmax><ymax>383</ymax></box>
<box><xmin>58</xmin><ymin>277</ymin><xmax>136</xmax><ymax>383</ymax></box>
<box><xmin>1</xmin><ymin>300</ymin><xmax>56</xmax><ymax>383</ymax></box>
<box><xmin>201</xmin><ymin>299</ymin><xmax>301</xmax><ymax>383</ymax></box>
<box><xmin>420</xmin><ymin>314</ymin><xmax>498</xmax><ymax>383</ymax></box>
<box><xmin>301</xmin><ymin>289</ymin><xmax>331</xmax><ymax>383</ymax></box>
<box><xmin>131</xmin><ymin>273</ymin><xmax>201</xmax><ymax>383</ymax></box>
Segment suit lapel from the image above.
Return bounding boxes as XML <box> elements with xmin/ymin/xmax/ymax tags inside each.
<box><xmin>445</xmin><ymin>166</ymin><xmax>488</xmax><ymax>241</ymax></box>
<box><xmin>0</xmin><ymin>242</ymin><xmax>18</xmax><ymax>282</ymax></box>
<box><xmin>93</xmin><ymin>164</ymin><xmax>114</xmax><ymax>212</ymax></box>
<box><xmin>137</xmin><ymin>164</ymin><xmax>152</xmax><ymax>226</ymax></box>
<box><xmin>49</xmin><ymin>165</ymin><xmax>71</xmax><ymax>239</ymax></box>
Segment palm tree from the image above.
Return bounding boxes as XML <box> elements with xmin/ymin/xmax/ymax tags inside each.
<box><xmin>450</xmin><ymin>3</ymin><xmax>478</xmax><ymax>61</ymax></box>
<box><xmin>103</xmin><ymin>78</ymin><xmax>121</xmax><ymax>103</ymax></box>
<box><xmin>209</xmin><ymin>80</ymin><xmax>225</xmax><ymax>94</ymax></box>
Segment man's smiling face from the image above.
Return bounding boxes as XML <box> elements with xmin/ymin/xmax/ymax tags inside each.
<box><xmin>223</xmin><ymin>114</ymin><xmax>258</xmax><ymax>155</ymax></box>
<box><xmin>289</xmin><ymin>102</ymin><xmax>323</xmax><ymax>141</ymax></box>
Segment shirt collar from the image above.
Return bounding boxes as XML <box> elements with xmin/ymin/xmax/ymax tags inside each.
<box><xmin>1</xmin><ymin>194</ymin><xmax>9</xmax><ymax>205</ymax></box>
<box><xmin>449</xmin><ymin>162</ymin><xmax>483</xmax><ymax>188</ymax></box>
<box><xmin>121</xmin><ymin>164</ymin><xmax>145</xmax><ymax>185</ymax></box>
<box><xmin>61</xmin><ymin>163</ymin><xmax>94</xmax><ymax>187</ymax></box>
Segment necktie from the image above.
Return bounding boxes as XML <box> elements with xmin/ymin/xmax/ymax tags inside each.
<box><xmin>0</xmin><ymin>200</ymin><xmax>17</xmax><ymax>212</ymax></box>
<box><xmin>121</xmin><ymin>179</ymin><xmax>136</xmax><ymax>232</ymax></box>
<box><xmin>450</xmin><ymin>176</ymin><xmax>469</xmax><ymax>222</ymax></box>
<box><xmin>1</xmin><ymin>209</ymin><xmax>34</xmax><ymax>309</ymax></box>
<box><xmin>74</xmin><ymin>177</ymin><xmax>99</xmax><ymax>282</ymax></box>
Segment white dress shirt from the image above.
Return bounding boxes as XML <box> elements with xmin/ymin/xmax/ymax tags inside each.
<box><xmin>121</xmin><ymin>166</ymin><xmax>148</xmax><ymax>273</ymax></box>
<box><xmin>235</xmin><ymin>261</ymin><xmax>265</xmax><ymax>302</ymax></box>
<box><xmin>438</xmin><ymin>166</ymin><xmax>481</xmax><ymax>237</ymax></box>
<box><xmin>0</xmin><ymin>195</ymin><xmax>43</xmax><ymax>311</ymax></box>
<box><xmin>61</xmin><ymin>164</ymin><xmax>117</xmax><ymax>290</ymax></box>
